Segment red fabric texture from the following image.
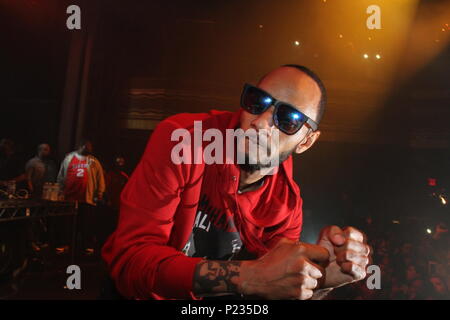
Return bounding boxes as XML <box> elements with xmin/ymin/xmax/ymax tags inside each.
<box><xmin>102</xmin><ymin>110</ymin><xmax>303</xmax><ymax>299</ymax></box>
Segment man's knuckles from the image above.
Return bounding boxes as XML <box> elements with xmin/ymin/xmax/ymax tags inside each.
<box><xmin>298</xmin><ymin>286</ymin><xmax>313</xmax><ymax>300</ymax></box>
<box><xmin>351</xmin><ymin>264</ymin><xmax>367</xmax><ymax>280</ymax></box>
<box><xmin>343</xmin><ymin>226</ymin><xmax>365</xmax><ymax>243</ymax></box>
<box><xmin>341</xmin><ymin>262</ymin><xmax>367</xmax><ymax>281</ymax></box>
<box><xmin>335</xmin><ymin>239</ymin><xmax>370</xmax><ymax>255</ymax></box>
<box><xmin>336</xmin><ymin>250</ymin><xmax>370</xmax><ymax>266</ymax></box>
<box><xmin>304</xmin><ymin>277</ymin><xmax>318</xmax><ymax>289</ymax></box>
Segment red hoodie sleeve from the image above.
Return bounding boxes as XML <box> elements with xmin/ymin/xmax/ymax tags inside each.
<box><xmin>102</xmin><ymin>119</ymin><xmax>203</xmax><ymax>299</ymax></box>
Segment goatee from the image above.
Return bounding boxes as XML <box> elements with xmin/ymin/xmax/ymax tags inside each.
<box><xmin>238</xmin><ymin>149</ymin><xmax>294</xmax><ymax>174</ymax></box>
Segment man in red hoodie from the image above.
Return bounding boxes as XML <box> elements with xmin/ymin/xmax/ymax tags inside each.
<box><xmin>102</xmin><ymin>65</ymin><xmax>371</xmax><ymax>300</ymax></box>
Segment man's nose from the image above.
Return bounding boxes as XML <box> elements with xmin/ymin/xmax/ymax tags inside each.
<box><xmin>251</xmin><ymin>107</ymin><xmax>275</xmax><ymax>132</ymax></box>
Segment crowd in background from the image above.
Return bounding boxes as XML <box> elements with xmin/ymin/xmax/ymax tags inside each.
<box><xmin>330</xmin><ymin>218</ymin><xmax>450</xmax><ymax>300</ymax></box>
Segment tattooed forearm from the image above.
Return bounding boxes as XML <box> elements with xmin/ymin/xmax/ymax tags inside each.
<box><xmin>193</xmin><ymin>260</ymin><xmax>242</xmax><ymax>295</ymax></box>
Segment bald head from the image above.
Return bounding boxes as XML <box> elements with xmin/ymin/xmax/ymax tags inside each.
<box><xmin>37</xmin><ymin>143</ymin><xmax>51</xmax><ymax>158</ymax></box>
<box><xmin>257</xmin><ymin>65</ymin><xmax>326</xmax><ymax>123</ymax></box>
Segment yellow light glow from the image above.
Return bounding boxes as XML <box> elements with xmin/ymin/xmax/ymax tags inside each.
<box><xmin>439</xmin><ymin>195</ymin><xmax>447</xmax><ymax>205</ymax></box>
<box><xmin>294</xmin><ymin>41</ymin><xmax>300</xmax><ymax>46</ymax></box>
<box><xmin>339</xmin><ymin>34</ymin><xmax>343</xmax><ymax>39</ymax></box>
<box><xmin>363</xmin><ymin>53</ymin><xmax>369</xmax><ymax>59</ymax></box>
<box><xmin>376</xmin><ymin>54</ymin><xmax>381</xmax><ymax>59</ymax></box>
<box><xmin>426</xmin><ymin>228</ymin><xmax>432</xmax><ymax>234</ymax></box>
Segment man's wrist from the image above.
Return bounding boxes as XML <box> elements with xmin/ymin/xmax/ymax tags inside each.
<box><xmin>238</xmin><ymin>260</ymin><xmax>259</xmax><ymax>296</ymax></box>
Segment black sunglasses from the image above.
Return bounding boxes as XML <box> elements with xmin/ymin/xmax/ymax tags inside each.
<box><xmin>240</xmin><ymin>83</ymin><xmax>318</xmax><ymax>135</ymax></box>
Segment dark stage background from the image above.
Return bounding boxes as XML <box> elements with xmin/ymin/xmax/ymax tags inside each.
<box><xmin>0</xmin><ymin>0</ymin><xmax>449</xmax><ymax>299</ymax></box>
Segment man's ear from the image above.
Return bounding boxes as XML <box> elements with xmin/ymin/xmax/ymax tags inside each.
<box><xmin>295</xmin><ymin>130</ymin><xmax>321</xmax><ymax>154</ymax></box>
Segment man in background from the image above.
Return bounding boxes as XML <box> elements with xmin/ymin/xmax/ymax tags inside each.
<box><xmin>25</xmin><ymin>143</ymin><xmax>57</xmax><ymax>198</ymax></box>
<box><xmin>57</xmin><ymin>139</ymin><xmax>105</xmax><ymax>255</ymax></box>
<box><xmin>24</xmin><ymin>143</ymin><xmax>57</xmax><ymax>251</ymax></box>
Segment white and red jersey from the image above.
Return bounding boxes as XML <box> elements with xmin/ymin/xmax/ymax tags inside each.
<box><xmin>64</xmin><ymin>155</ymin><xmax>89</xmax><ymax>202</ymax></box>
